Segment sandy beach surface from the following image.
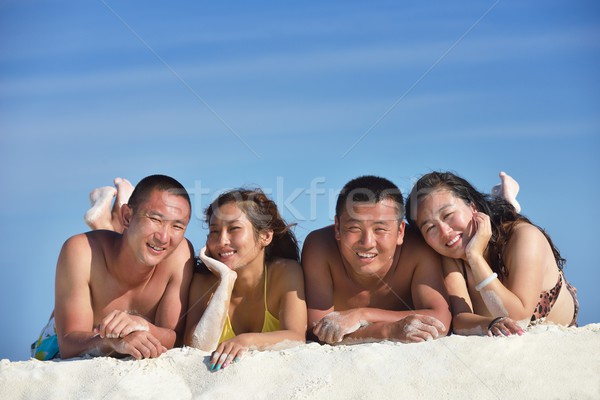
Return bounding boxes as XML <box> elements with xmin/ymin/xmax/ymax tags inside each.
<box><xmin>2</xmin><ymin>323</ymin><xmax>599</xmax><ymax>400</ymax></box>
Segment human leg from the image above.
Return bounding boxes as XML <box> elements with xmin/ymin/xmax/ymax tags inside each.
<box><xmin>491</xmin><ymin>171</ymin><xmax>521</xmax><ymax>213</ymax></box>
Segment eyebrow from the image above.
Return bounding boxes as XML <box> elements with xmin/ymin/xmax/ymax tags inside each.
<box><xmin>209</xmin><ymin>218</ymin><xmax>242</xmax><ymax>227</ymax></box>
<box><xmin>344</xmin><ymin>218</ymin><xmax>395</xmax><ymax>224</ymax></box>
<box><xmin>418</xmin><ymin>204</ymin><xmax>453</xmax><ymax>229</ymax></box>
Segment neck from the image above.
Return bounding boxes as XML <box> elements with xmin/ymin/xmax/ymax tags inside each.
<box><xmin>232</xmin><ymin>255</ymin><xmax>266</xmax><ymax>298</ymax></box>
<box><xmin>111</xmin><ymin>237</ymin><xmax>156</xmax><ymax>287</ymax></box>
<box><xmin>347</xmin><ymin>249</ymin><xmax>398</xmax><ymax>289</ymax></box>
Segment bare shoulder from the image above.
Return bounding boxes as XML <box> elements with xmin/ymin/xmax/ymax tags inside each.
<box><xmin>510</xmin><ymin>222</ymin><xmax>546</xmax><ymax>240</ymax></box>
<box><xmin>269</xmin><ymin>257</ymin><xmax>304</xmax><ymax>282</ymax></box>
<box><xmin>61</xmin><ymin>230</ymin><xmax>117</xmax><ymax>261</ymax></box>
<box><xmin>302</xmin><ymin>226</ymin><xmax>337</xmax><ymax>264</ymax></box>
<box><xmin>505</xmin><ymin>222</ymin><xmax>553</xmax><ymax>255</ymax></box>
<box><xmin>160</xmin><ymin>237</ymin><xmax>195</xmax><ymax>272</ymax></box>
<box><xmin>402</xmin><ymin>225</ymin><xmax>439</xmax><ymax>260</ymax></box>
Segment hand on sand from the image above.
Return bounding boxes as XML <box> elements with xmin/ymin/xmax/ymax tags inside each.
<box><xmin>313</xmin><ymin>311</ymin><xmax>368</xmax><ymax>344</ymax></box>
<box><xmin>209</xmin><ymin>335</ymin><xmax>249</xmax><ymax>371</ymax></box>
<box><xmin>95</xmin><ymin>310</ymin><xmax>149</xmax><ymax>339</ymax></box>
<box><xmin>487</xmin><ymin>317</ymin><xmax>524</xmax><ymax>337</ymax></box>
<box><xmin>388</xmin><ymin>314</ymin><xmax>446</xmax><ymax>343</ymax></box>
<box><xmin>106</xmin><ymin>330</ymin><xmax>167</xmax><ymax>360</ymax></box>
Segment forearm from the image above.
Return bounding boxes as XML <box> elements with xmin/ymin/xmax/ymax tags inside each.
<box><xmin>451</xmin><ymin>313</ymin><xmax>496</xmax><ymax>336</ymax></box>
<box><xmin>468</xmin><ymin>256</ymin><xmax>531</xmax><ymax>320</ymax></box>
<box><xmin>186</xmin><ymin>277</ymin><xmax>235</xmax><ymax>351</ymax></box>
<box><xmin>358</xmin><ymin>307</ymin><xmax>449</xmax><ymax>331</ymax></box>
<box><xmin>146</xmin><ymin>324</ymin><xmax>177</xmax><ymax>349</ymax></box>
<box><xmin>59</xmin><ymin>331</ymin><xmax>114</xmax><ymax>359</ymax></box>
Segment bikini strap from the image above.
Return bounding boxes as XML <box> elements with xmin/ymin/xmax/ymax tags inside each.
<box><xmin>264</xmin><ymin>263</ymin><xmax>269</xmax><ymax>311</ymax></box>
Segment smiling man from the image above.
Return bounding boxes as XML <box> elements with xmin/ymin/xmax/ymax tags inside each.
<box><xmin>32</xmin><ymin>175</ymin><xmax>195</xmax><ymax>360</ymax></box>
<box><xmin>302</xmin><ymin>175</ymin><xmax>451</xmax><ymax>344</ymax></box>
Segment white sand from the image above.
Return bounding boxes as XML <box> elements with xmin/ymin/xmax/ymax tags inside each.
<box><xmin>2</xmin><ymin>324</ymin><xmax>599</xmax><ymax>400</ymax></box>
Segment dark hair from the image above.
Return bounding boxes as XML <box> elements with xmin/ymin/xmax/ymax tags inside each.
<box><xmin>205</xmin><ymin>188</ymin><xmax>300</xmax><ymax>263</ymax></box>
<box><xmin>406</xmin><ymin>171</ymin><xmax>566</xmax><ymax>277</ymax></box>
<box><xmin>335</xmin><ymin>175</ymin><xmax>404</xmax><ymax>220</ymax></box>
<box><xmin>128</xmin><ymin>174</ymin><xmax>191</xmax><ymax>213</ymax></box>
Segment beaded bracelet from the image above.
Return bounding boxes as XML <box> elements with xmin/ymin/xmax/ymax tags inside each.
<box><xmin>475</xmin><ymin>272</ymin><xmax>498</xmax><ymax>291</ymax></box>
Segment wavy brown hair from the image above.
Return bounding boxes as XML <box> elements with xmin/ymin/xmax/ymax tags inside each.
<box><xmin>205</xmin><ymin>188</ymin><xmax>300</xmax><ymax>263</ymax></box>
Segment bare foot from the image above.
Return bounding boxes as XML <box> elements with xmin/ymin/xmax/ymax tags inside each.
<box><xmin>491</xmin><ymin>171</ymin><xmax>521</xmax><ymax>213</ymax></box>
<box><xmin>84</xmin><ymin>186</ymin><xmax>117</xmax><ymax>230</ymax></box>
<box><xmin>109</xmin><ymin>177</ymin><xmax>135</xmax><ymax>233</ymax></box>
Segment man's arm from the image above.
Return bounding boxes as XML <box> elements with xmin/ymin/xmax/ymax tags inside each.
<box><xmin>301</xmin><ymin>228</ymin><xmax>336</xmax><ymax>341</ymax></box>
<box><xmin>54</xmin><ymin>234</ymin><xmax>102</xmax><ymax>359</ymax></box>
<box><xmin>55</xmin><ymin>233</ymin><xmax>165</xmax><ymax>359</ymax></box>
<box><xmin>407</xmin><ymin>241</ymin><xmax>452</xmax><ymax>334</ymax></box>
<box><xmin>317</xmin><ymin>236</ymin><xmax>450</xmax><ymax>343</ymax></box>
<box><xmin>152</xmin><ymin>238</ymin><xmax>195</xmax><ymax>348</ymax></box>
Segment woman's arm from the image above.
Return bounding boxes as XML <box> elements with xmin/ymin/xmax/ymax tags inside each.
<box><xmin>208</xmin><ymin>258</ymin><xmax>307</xmax><ymax>370</ymax></box>
<box><xmin>184</xmin><ymin>247</ymin><xmax>236</xmax><ymax>351</ymax></box>
<box><xmin>466</xmin><ymin>215</ymin><xmax>547</xmax><ymax>322</ymax></box>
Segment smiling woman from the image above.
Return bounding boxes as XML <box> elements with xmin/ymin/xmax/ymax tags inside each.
<box><xmin>184</xmin><ymin>188</ymin><xmax>307</xmax><ymax>371</ymax></box>
<box><xmin>406</xmin><ymin>171</ymin><xmax>579</xmax><ymax>336</ymax></box>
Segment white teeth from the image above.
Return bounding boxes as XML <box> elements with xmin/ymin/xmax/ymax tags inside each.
<box><xmin>220</xmin><ymin>251</ymin><xmax>235</xmax><ymax>257</ymax></box>
<box><xmin>357</xmin><ymin>252</ymin><xmax>376</xmax><ymax>258</ymax></box>
<box><xmin>149</xmin><ymin>244</ymin><xmax>165</xmax><ymax>251</ymax></box>
<box><xmin>446</xmin><ymin>235</ymin><xmax>460</xmax><ymax>246</ymax></box>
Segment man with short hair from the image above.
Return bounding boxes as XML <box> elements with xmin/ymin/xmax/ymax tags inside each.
<box><xmin>302</xmin><ymin>175</ymin><xmax>451</xmax><ymax>344</ymax></box>
<box><xmin>32</xmin><ymin>174</ymin><xmax>195</xmax><ymax>360</ymax></box>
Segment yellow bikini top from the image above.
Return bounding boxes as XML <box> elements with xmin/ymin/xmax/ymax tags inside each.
<box><xmin>218</xmin><ymin>264</ymin><xmax>280</xmax><ymax>344</ymax></box>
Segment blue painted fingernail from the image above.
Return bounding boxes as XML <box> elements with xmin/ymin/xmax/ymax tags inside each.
<box><xmin>234</xmin><ymin>357</ymin><xmax>240</xmax><ymax>363</ymax></box>
<box><xmin>215</xmin><ymin>364</ymin><xmax>221</xmax><ymax>371</ymax></box>
<box><xmin>210</xmin><ymin>363</ymin><xmax>215</xmax><ymax>370</ymax></box>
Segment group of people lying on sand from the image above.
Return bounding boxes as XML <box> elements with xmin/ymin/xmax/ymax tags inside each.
<box><xmin>31</xmin><ymin>171</ymin><xmax>579</xmax><ymax>370</ymax></box>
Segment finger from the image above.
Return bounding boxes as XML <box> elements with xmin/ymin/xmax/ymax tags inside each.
<box><xmin>489</xmin><ymin>326</ymin><xmax>504</xmax><ymax>337</ymax></box>
<box><xmin>415</xmin><ymin>322</ymin><xmax>440</xmax><ymax>340</ymax></box>
<box><xmin>146</xmin><ymin>333</ymin><xmax>164</xmax><ymax>355</ymax></box>
<box><xmin>210</xmin><ymin>350</ymin><xmax>222</xmax><ymax>369</ymax></box>
<box><xmin>405</xmin><ymin>331</ymin><xmax>428</xmax><ymax>342</ymax></box>
<box><xmin>419</xmin><ymin>316</ymin><xmax>446</xmax><ymax>333</ymax></box>
<box><xmin>504</xmin><ymin>320</ymin><xmax>524</xmax><ymax>335</ymax></box>
<box><xmin>103</xmin><ymin>313</ymin><xmax>127</xmax><ymax>338</ymax></box>
<box><xmin>130</xmin><ymin>348</ymin><xmax>143</xmax><ymax>360</ymax></box>
<box><xmin>111</xmin><ymin>319</ymin><xmax>130</xmax><ymax>339</ymax></box>
<box><xmin>138</xmin><ymin>342</ymin><xmax>153</xmax><ymax>359</ymax></box>
<box><xmin>214</xmin><ymin>351</ymin><xmax>229</xmax><ymax>371</ymax></box>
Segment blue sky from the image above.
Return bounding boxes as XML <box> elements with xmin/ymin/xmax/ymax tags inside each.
<box><xmin>1</xmin><ymin>1</ymin><xmax>598</xmax><ymax>361</ymax></box>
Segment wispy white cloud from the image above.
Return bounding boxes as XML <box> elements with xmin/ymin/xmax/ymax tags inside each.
<box><xmin>3</xmin><ymin>25</ymin><xmax>597</xmax><ymax>99</ymax></box>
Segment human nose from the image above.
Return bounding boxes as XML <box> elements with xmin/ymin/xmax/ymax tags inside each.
<box><xmin>439</xmin><ymin>222</ymin><xmax>453</xmax><ymax>236</ymax></box>
<box><xmin>217</xmin><ymin>230</ymin><xmax>230</xmax><ymax>246</ymax></box>
<box><xmin>154</xmin><ymin>223</ymin><xmax>170</xmax><ymax>244</ymax></box>
<box><xmin>359</xmin><ymin>230</ymin><xmax>375</xmax><ymax>247</ymax></box>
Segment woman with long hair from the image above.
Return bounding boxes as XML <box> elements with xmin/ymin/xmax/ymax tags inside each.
<box><xmin>184</xmin><ymin>188</ymin><xmax>306</xmax><ymax>370</ymax></box>
<box><xmin>406</xmin><ymin>171</ymin><xmax>578</xmax><ymax>336</ymax></box>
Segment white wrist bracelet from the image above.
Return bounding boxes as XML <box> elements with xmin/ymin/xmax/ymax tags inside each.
<box><xmin>475</xmin><ymin>272</ymin><xmax>498</xmax><ymax>291</ymax></box>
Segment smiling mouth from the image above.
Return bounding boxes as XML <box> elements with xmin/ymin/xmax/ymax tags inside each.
<box><xmin>219</xmin><ymin>251</ymin><xmax>236</xmax><ymax>257</ymax></box>
<box><xmin>446</xmin><ymin>234</ymin><xmax>461</xmax><ymax>247</ymax></box>
<box><xmin>148</xmin><ymin>244</ymin><xmax>166</xmax><ymax>252</ymax></box>
<box><xmin>357</xmin><ymin>252</ymin><xmax>377</xmax><ymax>259</ymax></box>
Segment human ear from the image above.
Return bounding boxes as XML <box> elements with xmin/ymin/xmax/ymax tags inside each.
<box><xmin>121</xmin><ymin>204</ymin><xmax>133</xmax><ymax>228</ymax></box>
<box><xmin>334</xmin><ymin>217</ymin><xmax>341</xmax><ymax>240</ymax></box>
<box><xmin>396</xmin><ymin>220</ymin><xmax>406</xmax><ymax>246</ymax></box>
<box><xmin>260</xmin><ymin>230</ymin><xmax>274</xmax><ymax>247</ymax></box>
